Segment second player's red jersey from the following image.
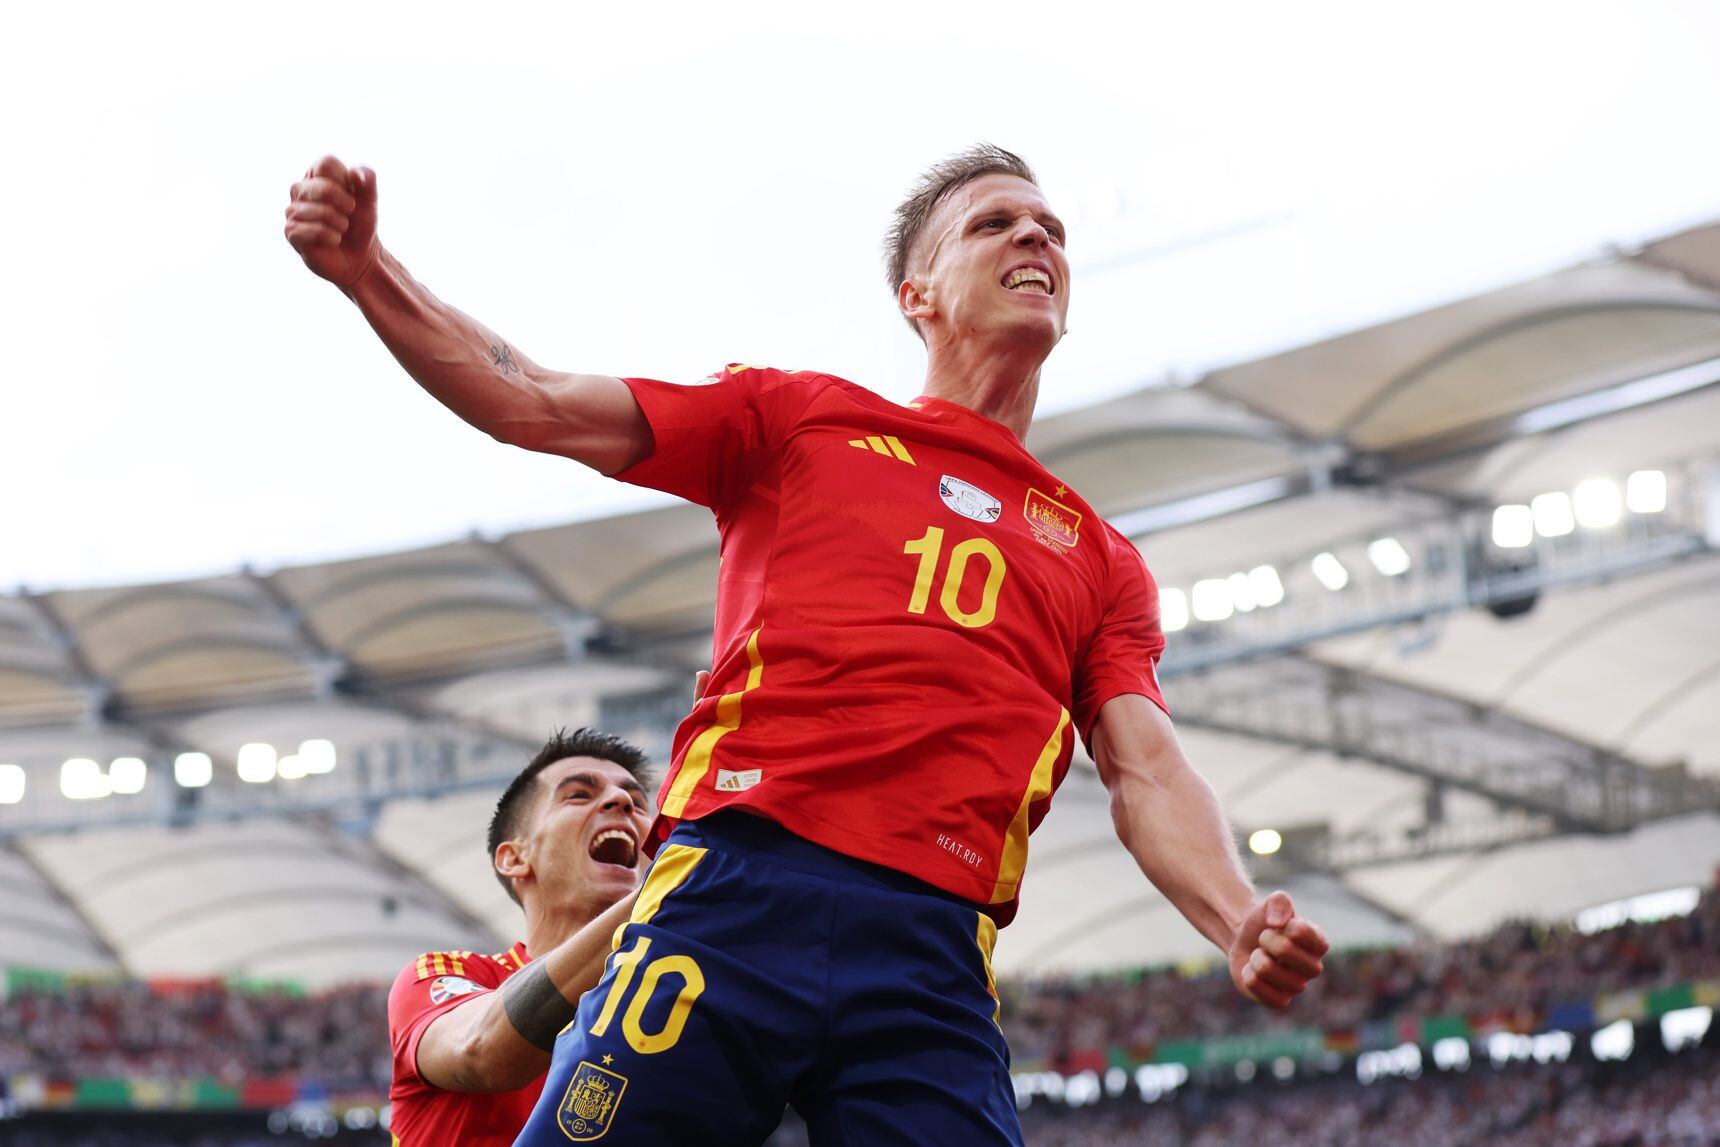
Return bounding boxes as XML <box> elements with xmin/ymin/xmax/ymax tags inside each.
<box><xmin>386</xmin><ymin>943</ymin><xmax>544</xmax><ymax>1147</ymax></box>
<box><xmin>617</xmin><ymin>366</ymin><xmax>1167</xmax><ymax>922</ymax></box>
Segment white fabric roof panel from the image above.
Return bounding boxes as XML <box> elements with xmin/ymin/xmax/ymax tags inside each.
<box><xmin>20</xmin><ymin>818</ymin><xmax>490</xmax><ymax>987</ymax></box>
<box><xmin>1203</xmin><ymin>258</ymin><xmax>1720</xmax><ymax>446</ymax></box>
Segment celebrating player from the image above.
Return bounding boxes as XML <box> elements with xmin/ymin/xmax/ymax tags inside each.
<box><xmin>289</xmin><ymin>146</ymin><xmax>1330</xmax><ymax>1147</ymax></box>
<box><xmin>385</xmin><ymin>729</ymin><xmax>652</xmax><ymax>1146</ymax></box>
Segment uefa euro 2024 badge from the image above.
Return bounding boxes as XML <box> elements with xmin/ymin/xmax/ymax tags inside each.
<box><xmin>939</xmin><ymin>475</ymin><xmax>1002</xmax><ymax>523</ymax></box>
<box><xmin>558</xmin><ymin>1060</ymin><xmax>629</xmax><ymax>1141</ymax></box>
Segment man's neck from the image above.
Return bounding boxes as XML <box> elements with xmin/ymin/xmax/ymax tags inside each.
<box><xmin>918</xmin><ymin>339</ymin><xmax>1047</xmax><ymax>442</ymax></box>
<box><xmin>520</xmin><ymin>894</ymin><xmax>600</xmax><ymax>961</ymax></box>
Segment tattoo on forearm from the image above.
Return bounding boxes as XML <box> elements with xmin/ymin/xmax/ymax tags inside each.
<box><xmin>491</xmin><ymin>343</ymin><xmax>520</xmax><ymax>373</ymax></box>
<box><xmin>500</xmin><ymin>960</ymin><xmax>580</xmax><ymax>1052</ymax></box>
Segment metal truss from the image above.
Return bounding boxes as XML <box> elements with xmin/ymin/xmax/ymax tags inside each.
<box><xmin>1171</xmin><ymin>659</ymin><xmax>1718</xmax><ymax>835</ymax></box>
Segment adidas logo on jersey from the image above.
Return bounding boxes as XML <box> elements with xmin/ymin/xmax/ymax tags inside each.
<box><xmin>847</xmin><ymin>434</ymin><xmax>915</xmax><ymax>464</ymax></box>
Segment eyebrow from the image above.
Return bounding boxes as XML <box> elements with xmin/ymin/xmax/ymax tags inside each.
<box><xmin>554</xmin><ymin>771</ymin><xmax>646</xmax><ymax>799</ymax></box>
<box><xmin>965</xmin><ymin>202</ymin><xmax>1065</xmax><ymax>234</ymax></box>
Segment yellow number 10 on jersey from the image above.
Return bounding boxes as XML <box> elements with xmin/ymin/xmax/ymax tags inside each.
<box><xmin>903</xmin><ymin>526</ymin><xmax>1007</xmax><ymax>628</ymax></box>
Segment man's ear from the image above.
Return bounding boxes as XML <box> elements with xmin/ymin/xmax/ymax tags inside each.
<box><xmin>494</xmin><ymin>840</ymin><xmax>530</xmax><ymax>889</ymax></box>
<box><xmin>898</xmin><ymin>276</ymin><xmax>935</xmax><ymax>326</ymax></box>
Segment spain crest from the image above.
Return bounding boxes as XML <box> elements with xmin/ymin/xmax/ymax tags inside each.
<box><xmin>1024</xmin><ymin>487</ymin><xmax>1082</xmax><ymax>548</ymax></box>
<box><xmin>557</xmin><ymin>1060</ymin><xmax>628</xmax><ymax>1141</ymax></box>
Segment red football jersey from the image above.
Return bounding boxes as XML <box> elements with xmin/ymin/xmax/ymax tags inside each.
<box><xmin>386</xmin><ymin>943</ymin><xmax>544</xmax><ymax>1147</ymax></box>
<box><xmin>617</xmin><ymin>366</ymin><xmax>1167</xmax><ymax>922</ymax></box>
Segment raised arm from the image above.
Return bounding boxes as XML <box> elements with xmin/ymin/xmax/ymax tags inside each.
<box><xmin>284</xmin><ymin>155</ymin><xmax>650</xmax><ymax>474</ymax></box>
<box><xmin>1089</xmin><ymin>693</ymin><xmax>1329</xmax><ymax>1010</ymax></box>
<box><xmin>412</xmin><ymin>892</ymin><xmax>635</xmax><ymax>1093</ymax></box>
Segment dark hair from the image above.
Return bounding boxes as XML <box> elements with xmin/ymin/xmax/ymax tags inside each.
<box><xmin>487</xmin><ymin>727</ymin><xmax>651</xmax><ymax>904</ymax></box>
<box><xmin>883</xmin><ymin>143</ymin><xmax>1038</xmax><ymax>336</ymax></box>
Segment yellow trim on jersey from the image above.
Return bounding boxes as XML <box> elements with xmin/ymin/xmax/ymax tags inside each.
<box><xmin>976</xmin><ymin>913</ymin><xmax>1001</xmax><ymax>1027</ymax></box>
<box><xmin>414</xmin><ymin>955</ymin><xmax>428</xmax><ymax>981</ymax></box>
<box><xmin>989</xmin><ymin>707</ymin><xmax>1071</xmax><ymax>905</ymax></box>
<box><xmin>882</xmin><ymin>435</ymin><xmax>915</xmax><ymax>464</ymax></box>
<box><xmin>661</xmin><ymin>627</ymin><xmax>764</xmax><ymax>817</ymax></box>
<box><xmin>612</xmin><ymin>843</ymin><xmax>709</xmax><ymax>951</ymax></box>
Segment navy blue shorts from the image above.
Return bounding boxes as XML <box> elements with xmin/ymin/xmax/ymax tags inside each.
<box><xmin>514</xmin><ymin>812</ymin><xmax>1021</xmax><ymax>1146</ymax></box>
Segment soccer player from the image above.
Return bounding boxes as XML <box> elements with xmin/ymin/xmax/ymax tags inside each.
<box><xmin>385</xmin><ymin>729</ymin><xmax>653</xmax><ymax>1146</ymax></box>
<box><xmin>288</xmin><ymin>146</ymin><xmax>1330</xmax><ymax>1147</ymax></box>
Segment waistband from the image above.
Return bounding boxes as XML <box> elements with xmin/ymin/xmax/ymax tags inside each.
<box><xmin>667</xmin><ymin>810</ymin><xmax>980</xmax><ymax>910</ymax></box>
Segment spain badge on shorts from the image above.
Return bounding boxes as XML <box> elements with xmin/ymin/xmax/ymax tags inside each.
<box><xmin>557</xmin><ymin>1060</ymin><xmax>628</xmax><ymax>1140</ymax></box>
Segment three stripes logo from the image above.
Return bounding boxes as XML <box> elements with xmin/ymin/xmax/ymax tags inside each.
<box><xmin>849</xmin><ymin>434</ymin><xmax>915</xmax><ymax>465</ymax></box>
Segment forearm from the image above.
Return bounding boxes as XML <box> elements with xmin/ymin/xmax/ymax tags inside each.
<box><xmin>342</xmin><ymin>246</ymin><xmax>570</xmax><ymax>451</ymax></box>
<box><xmin>426</xmin><ymin>896</ymin><xmax>636</xmax><ymax>1092</ymax></box>
<box><xmin>1111</xmin><ymin>762</ymin><xmax>1255</xmax><ymax>952</ymax></box>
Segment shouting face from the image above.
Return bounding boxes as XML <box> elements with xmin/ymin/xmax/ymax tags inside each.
<box><xmin>497</xmin><ymin>756</ymin><xmax>652</xmax><ymax>916</ymax></box>
<box><xmin>900</xmin><ymin>173</ymin><xmax>1071</xmax><ymax>351</ymax></box>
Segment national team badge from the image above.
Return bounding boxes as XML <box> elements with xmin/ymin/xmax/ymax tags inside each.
<box><xmin>557</xmin><ymin>1060</ymin><xmax>628</xmax><ymax>1141</ymax></box>
<box><xmin>427</xmin><ymin>976</ymin><xmax>483</xmax><ymax>1005</ymax></box>
<box><xmin>1024</xmin><ymin>487</ymin><xmax>1082</xmax><ymax>548</ymax></box>
<box><xmin>939</xmin><ymin>476</ymin><xmax>1002</xmax><ymax>523</ymax></box>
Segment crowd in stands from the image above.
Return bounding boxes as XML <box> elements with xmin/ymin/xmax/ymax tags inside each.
<box><xmin>1013</xmin><ymin>1041</ymin><xmax>1718</xmax><ymax>1147</ymax></box>
<box><xmin>1000</xmin><ymin>887</ymin><xmax>1719</xmax><ymax>1063</ymax></box>
<box><xmin>0</xmin><ymin>979</ymin><xmax>384</xmax><ymax>1090</ymax></box>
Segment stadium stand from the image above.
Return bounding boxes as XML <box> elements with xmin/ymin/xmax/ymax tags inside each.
<box><xmin>2</xmin><ymin>887</ymin><xmax>1715</xmax><ymax>1142</ymax></box>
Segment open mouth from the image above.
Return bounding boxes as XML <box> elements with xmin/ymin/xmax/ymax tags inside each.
<box><xmin>1003</xmin><ymin>267</ymin><xmax>1054</xmax><ymax>295</ymax></box>
<box><xmin>588</xmin><ymin>828</ymin><xmax>638</xmax><ymax>868</ymax></box>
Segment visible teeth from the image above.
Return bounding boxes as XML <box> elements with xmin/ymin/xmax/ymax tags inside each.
<box><xmin>591</xmin><ymin>828</ymin><xmax>637</xmax><ymax>865</ymax></box>
<box><xmin>1004</xmin><ymin>268</ymin><xmax>1052</xmax><ymax>293</ymax></box>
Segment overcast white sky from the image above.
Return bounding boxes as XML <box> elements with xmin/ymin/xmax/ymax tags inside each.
<box><xmin>5</xmin><ymin>1</ymin><xmax>1720</xmax><ymax>591</ymax></box>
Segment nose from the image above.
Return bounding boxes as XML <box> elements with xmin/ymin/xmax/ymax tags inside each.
<box><xmin>599</xmin><ymin>786</ymin><xmax>634</xmax><ymax>814</ymax></box>
<box><xmin>1012</xmin><ymin>216</ymin><xmax>1051</xmax><ymax>248</ymax></box>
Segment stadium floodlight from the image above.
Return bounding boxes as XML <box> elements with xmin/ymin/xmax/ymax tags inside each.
<box><xmin>1573</xmin><ymin>478</ymin><xmax>1622</xmax><ymax>529</ymax></box>
<box><xmin>1191</xmin><ymin>578</ymin><xmax>1234</xmax><ymax>622</ymax></box>
<box><xmin>236</xmin><ymin>742</ymin><xmax>277</xmax><ymax>783</ymax></box>
<box><xmin>1590</xmin><ymin>1019</ymin><xmax>1634</xmax><ymax>1062</ymax></box>
<box><xmin>1160</xmin><ymin>588</ymin><xmax>1190</xmax><ymax>633</ymax></box>
<box><xmin>61</xmin><ymin>757</ymin><xmax>112</xmax><ymax>800</ymax></box>
<box><xmin>0</xmin><ymin>765</ymin><xmax>24</xmax><ymax>804</ymax></box>
<box><xmin>109</xmin><ymin>757</ymin><xmax>147</xmax><ymax>795</ymax></box>
<box><xmin>1310</xmin><ymin>552</ymin><xmax>1349</xmax><ymax>591</ymax></box>
<box><xmin>277</xmin><ymin>754</ymin><xmax>307</xmax><ymax>780</ymax></box>
<box><xmin>1531</xmin><ymin>492</ymin><xmax>1575</xmax><ymax>538</ymax></box>
<box><xmin>1226</xmin><ymin>571</ymin><xmax>1258</xmax><ymax>613</ymax></box>
<box><xmin>175</xmin><ymin>751</ymin><xmax>213</xmax><ymax>788</ymax></box>
<box><xmin>299</xmin><ymin>738</ymin><xmax>338</xmax><ymax>775</ymax></box>
<box><xmin>1626</xmin><ymin>469</ymin><xmax>1666</xmax><ymax>514</ymax></box>
<box><xmin>1660</xmin><ymin>1006</ymin><xmax>1712</xmax><ymax>1053</ymax></box>
<box><xmin>1248</xmin><ymin>565</ymin><xmax>1285</xmax><ymax>608</ymax></box>
<box><xmin>1491</xmin><ymin>504</ymin><xmax>1534</xmax><ymax>548</ymax></box>
<box><xmin>1366</xmin><ymin>537</ymin><xmax>1411</xmax><ymax>577</ymax></box>
<box><xmin>1247</xmin><ymin>828</ymin><xmax>1282</xmax><ymax>855</ymax></box>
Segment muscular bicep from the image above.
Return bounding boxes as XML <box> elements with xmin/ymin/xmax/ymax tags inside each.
<box><xmin>507</xmin><ymin>372</ymin><xmax>654</xmax><ymax>476</ymax></box>
<box><xmin>413</xmin><ymin>993</ymin><xmax>499</xmax><ymax>1093</ymax></box>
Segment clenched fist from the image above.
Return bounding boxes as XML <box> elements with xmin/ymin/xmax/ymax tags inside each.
<box><xmin>284</xmin><ymin>156</ymin><xmax>379</xmax><ymax>290</ymax></box>
<box><xmin>1228</xmin><ymin>890</ymin><xmax>1329</xmax><ymax>1010</ymax></box>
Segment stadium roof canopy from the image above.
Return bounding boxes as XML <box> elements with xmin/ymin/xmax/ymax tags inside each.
<box><xmin>2</xmin><ymin>224</ymin><xmax>1719</xmax><ymax>987</ymax></box>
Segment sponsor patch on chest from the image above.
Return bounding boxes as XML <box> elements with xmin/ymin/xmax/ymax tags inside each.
<box><xmin>939</xmin><ymin>475</ymin><xmax>1002</xmax><ymax>523</ymax></box>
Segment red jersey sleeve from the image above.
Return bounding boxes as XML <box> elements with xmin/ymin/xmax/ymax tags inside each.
<box><xmin>1072</xmin><ymin>531</ymin><xmax>1169</xmax><ymax>746</ymax></box>
<box><xmin>386</xmin><ymin>955</ymin><xmax>496</xmax><ymax>1087</ymax></box>
<box><xmin>614</xmin><ymin>365</ymin><xmax>825</xmax><ymax>512</ymax></box>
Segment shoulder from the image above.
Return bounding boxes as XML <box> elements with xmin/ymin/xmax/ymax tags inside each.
<box><xmin>389</xmin><ymin>948</ymin><xmax>518</xmax><ymax>1003</ymax></box>
<box><xmin>716</xmin><ymin>363</ymin><xmax>870</xmax><ymax>402</ymax></box>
